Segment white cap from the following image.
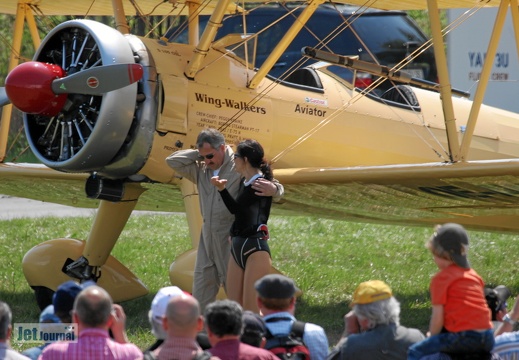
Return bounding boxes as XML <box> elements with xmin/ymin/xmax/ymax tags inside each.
<box><xmin>150</xmin><ymin>286</ymin><xmax>185</xmax><ymax>321</ymax></box>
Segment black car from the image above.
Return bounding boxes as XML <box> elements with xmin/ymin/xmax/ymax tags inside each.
<box><xmin>168</xmin><ymin>3</ymin><xmax>437</xmax><ymax>93</ymax></box>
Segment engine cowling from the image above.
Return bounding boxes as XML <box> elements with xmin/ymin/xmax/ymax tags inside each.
<box><xmin>23</xmin><ymin>20</ymin><xmax>157</xmax><ymax>179</ymax></box>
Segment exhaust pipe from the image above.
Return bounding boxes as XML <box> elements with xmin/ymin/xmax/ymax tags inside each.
<box><xmin>85</xmin><ymin>175</ymin><xmax>125</xmax><ymax>202</ymax></box>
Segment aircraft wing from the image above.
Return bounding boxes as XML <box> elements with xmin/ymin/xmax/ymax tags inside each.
<box><xmin>0</xmin><ymin>163</ymin><xmax>185</xmax><ymax>212</ymax></box>
<box><xmin>335</xmin><ymin>0</ymin><xmax>502</xmax><ymax>10</ymax></box>
<box><xmin>0</xmin><ymin>0</ymin><xmax>502</xmax><ymax>15</ymax></box>
<box><xmin>7</xmin><ymin>159</ymin><xmax>519</xmax><ymax>234</ymax></box>
<box><xmin>0</xmin><ymin>0</ymin><xmax>241</xmax><ymax>16</ymax></box>
<box><xmin>274</xmin><ymin>159</ymin><xmax>519</xmax><ymax>233</ymax></box>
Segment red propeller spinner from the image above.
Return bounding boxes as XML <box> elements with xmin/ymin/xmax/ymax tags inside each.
<box><xmin>4</xmin><ymin>61</ymin><xmax>144</xmax><ymax>116</ymax></box>
<box><xmin>5</xmin><ymin>62</ymin><xmax>67</xmax><ymax>116</ymax></box>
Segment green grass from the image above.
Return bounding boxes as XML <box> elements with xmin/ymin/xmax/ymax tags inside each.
<box><xmin>1</xmin><ymin>214</ymin><xmax>519</xmax><ymax>352</ymax></box>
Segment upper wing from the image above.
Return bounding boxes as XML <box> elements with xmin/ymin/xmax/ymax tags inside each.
<box><xmin>0</xmin><ymin>0</ymin><xmax>180</xmax><ymax>15</ymax></box>
<box><xmin>0</xmin><ymin>0</ymin><xmax>502</xmax><ymax>15</ymax></box>
<box><xmin>0</xmin><ymin>0</ymin><xmax>241</xmax><ymax>15</ymax></box>
<box><xmin>337</xmin><ymin>0</ymin><xmax>502</xmax><ymax>10</ymax></box>
<box><xmin>274</xmin><ymin>159</ymin><xmax>519</xmax><ymax>233</ymax></box>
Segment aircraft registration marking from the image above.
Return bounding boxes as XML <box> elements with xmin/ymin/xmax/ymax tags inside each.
<box><xmin>155</xmin><ymin>48</ymin><xmax>181</xmax><ymax>56</ymax></box>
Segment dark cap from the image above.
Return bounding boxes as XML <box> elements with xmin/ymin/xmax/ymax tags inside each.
<box><xmin>255</xmin><ymin>274</ymin><xmax>300</xmax><ymax>299</ymax></box>
<box><xmin>430</xmin><ymin>223</ymin><xmax>470</xmax><ymax>269</ymax></box>
<box><xmin>242</xmin><ymin>310</ymin><xmax>266</xmax><ymax>335</ymax></box>
<box><xmin>485</xmin><ymin>285</ymin><xmax>511</xmax><ymax>320</ymax></box>
<box><xmin>241</xmin><ymin>310</ymin><xmax>266</xmax><ymax>347</ymax></box>
<box><xmin>52</xmin><ymin>280</ymin><xmax>96</xmax><ymax>314</ymax></box>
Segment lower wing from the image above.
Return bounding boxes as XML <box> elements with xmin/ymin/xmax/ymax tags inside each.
<box><xmin>274</xmin><ymin>159</ymin><xmax>519</xmax><ymax>233</ymax></box>
<box><xmin>0</xmin><ymin>162</ymin><xmax>184</xmax><ymax>212</ymax></box>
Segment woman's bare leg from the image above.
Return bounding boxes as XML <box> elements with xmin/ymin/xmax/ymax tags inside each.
<box><xmin>226</xmin><ymin>257</ymin><xmax>244</xmax><ymax>305</ymax></box>
<box><xmin>243</xmin><ymin>251</ymin><xmax>272</xmax><ymax>313</ymax></box>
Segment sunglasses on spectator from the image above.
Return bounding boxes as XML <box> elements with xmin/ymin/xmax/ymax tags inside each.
<box><xmin>233</xmin><ymin>153</ymin><xmax>243</xmax><ymax>159</ymax></box>
<box><xmin>199</xmin><ymin>152</ymin><xmax>215</xmax><ymax>160</ymax></box>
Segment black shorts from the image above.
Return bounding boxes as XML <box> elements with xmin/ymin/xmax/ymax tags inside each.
<box><xmin>230</xmin><ymin>236</ymin><xmax>271</xmax><ymax>270</ymax></box>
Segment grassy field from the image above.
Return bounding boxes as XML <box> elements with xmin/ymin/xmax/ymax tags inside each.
<box><xmin>1</xmin><ymin>213</ymin><xmax>519</xmax><ymax>352</ymax></box>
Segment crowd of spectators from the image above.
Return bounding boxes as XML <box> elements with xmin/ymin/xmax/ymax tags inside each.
<box><xmin>3</xmin><ymin>223</ymin><xmax>519</xmax><ymax>360</ymax></box>
<box><xmin>3</xmin><ymin>278</ymin><xmax>519</xmax><ymax>359</ymax></box>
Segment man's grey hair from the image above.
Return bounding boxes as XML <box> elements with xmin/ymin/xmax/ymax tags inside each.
<box><xmin>196</xmin><ymin>128</ymin><xmax>225</xmax><ymax>149</ymax></box>
<box><xmin>0</xmin><ymin>301</ymin><xmax>12</xmax><ymax>340</ymax></box>
<box><xmin>353</xmin><ymin>297</ymin><xmax>400</xmax><ymax>329</ymax></box>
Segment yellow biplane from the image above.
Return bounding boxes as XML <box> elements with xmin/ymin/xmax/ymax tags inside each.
<box><xmin>1</xmin><ymin>0</ymin><xmax>519</xmax><ymax>307</ymax></box>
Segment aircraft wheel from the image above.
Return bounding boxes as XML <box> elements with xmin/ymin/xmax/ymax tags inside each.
<box><xmin>33</xmin><ymin>286</ymin><xmax>55</xmax><ymax>311</ymax></box>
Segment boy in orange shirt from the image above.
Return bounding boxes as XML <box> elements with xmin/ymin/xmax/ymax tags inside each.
<box><xmin>407</xmin><ymin>223</ymin><xmax>494</xmax><ymax>360</ymax></box>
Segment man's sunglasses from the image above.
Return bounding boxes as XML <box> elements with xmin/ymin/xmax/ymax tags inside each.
<box><xmin>199</xmin><ymin>152</ymin><xmax>215</xmax><ymax>160</ymax></box>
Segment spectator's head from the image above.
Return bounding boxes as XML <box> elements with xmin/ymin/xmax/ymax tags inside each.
<box><xmin>0</xmin><ymin>301</ymin><xmax>12</xmax><ymax>342</ymax></box>
<box><xmin>351</xmin><ymin>280</ymin><xmax>400</xmax><ymax>330</ymax></box>
<box><xmin>73</xmin><ymin>285</ymin><xmax>113</xmax><ymax>329</ymax></box>
<box><xmin>427</xmin><ymin>223</ymin><xmax>470</xmax><ymax>269</ymax></box>
<box><xmin>485</xmin><ymin>285</ymin><xmax>511</xmax><ymax>321</ymax></box>
<box><xmin>241</xmin><ymin>310</ymin><xmax>266</xmax><ymax>348</ymax></box>
<box><xmin>196</xmin><ymin>128</ymin><xmax>226</xmax><ymax>170</ymax></box>
<box><xmin>52</xmin><ymin>280</ymin><xmax>96</xmax><ymax>323</ymax></box>
<box><xmin>52</xmin><ymin>281</ymin><xmax>83</xmax><ymax>323</ymax></box>
<box><xmin>38</xmin><ymin>305</ymin><xmax>62</xmax><ymax>346</ymax></box>
<box><xmin>255</xmin><ymin>274</ymin><xmax>300</xmax><ymax>313</ymax></box>
<box><xmin>204</xmin><ymin>300</ymin><xmax>243</xmax><ymax>342</ymax></box>
<box><xmin>163</xmin><ymin>293</ymin><xmax>203</xmax><ymax>338</ymax></box>
<box><xmin>39</xmin><ymin>305</ymin><xmax>60</xmax><ymax>324</ymax></box>
<box><xmin>148</xmin><ymin>286</ymin><xmax>185</xmax><ymax>340</ymax></box>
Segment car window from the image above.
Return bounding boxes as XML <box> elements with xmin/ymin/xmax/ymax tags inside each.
<box><xmin>167</xmin><ymin>6</ymin><xmax>436</xmax><ymax>85</ymax></box>
<box><xmin>352</xmin><ymin>15</ymin><xmax>428</xmax><ymax>57</ymax></box>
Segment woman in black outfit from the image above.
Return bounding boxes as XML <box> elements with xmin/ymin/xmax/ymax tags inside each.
<box><xmin>210</xmin><ymin>139</ymin><xmax>273</xmax><ymax>312</ymax></box>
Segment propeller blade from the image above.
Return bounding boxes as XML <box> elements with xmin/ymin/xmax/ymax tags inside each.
<box><xmin>0</xmin><ymin>87</ymin><xmax>10</xmax><ymax>107</ymax></box>
<box><xmin>51</xmin><ymin>63</ymin><xmax>144</xmax><ymax>95</ymax></box>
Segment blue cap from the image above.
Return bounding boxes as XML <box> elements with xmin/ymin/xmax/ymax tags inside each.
<box><xmin>52</xmin><ymin>280</ymin><xmax>96</xmax><ymax>314</ymax></box>
<box><xmin>39</xmin><ymin>305</ymin><xmax>60</xmax><ymax>323</ymax></box>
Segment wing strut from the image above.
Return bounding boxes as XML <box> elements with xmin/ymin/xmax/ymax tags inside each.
<box><xmin>512</xmin><ymin>0</ymin><xmax>519</xmax><ymax>58</ymax></box>
<box><xmin>427</xmin><ymin>0</ymin><xmax>459</xmax><ymax>162</ymax></box>
<box><xmin>248</xmin><ymin>0</ymin><xmax>325</xmax><ymax>89</ymax></box>
<box><xmin>0</xmin><ymin>0</ymin><xmax>41</xmax><ymax>162</ymax></box>
<box><xmin>458</xmin><ymin>0</ymin><xmax>509</xmax><ymax>161</ymax></box>
<box><xmin>188</xmin><ymin>0</ymin><xmax>201</xmax><ymax>46</ymax></box>
<box><xmin>185</xmin><ymin>0</ymin><xmax>233</xmax><ymax>78</ymax></box>
<box><xmin>112</xmin><ymin>0</ymin><xmax>131</xmax><ymax>34</ymax></box>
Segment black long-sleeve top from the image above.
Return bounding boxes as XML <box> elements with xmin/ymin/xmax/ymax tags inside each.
<box><xmin>218</xmin><ymin>177</ymin><xmax>272</xmax><ymax>237</ymax></box>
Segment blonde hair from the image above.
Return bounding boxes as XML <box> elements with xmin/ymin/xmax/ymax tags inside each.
<box><xmin>259</xmin><ymin>297</ymin><xmax>293</xmax><ymax>311</ymax></box>
<box><xmin>426</xmin><ymin>225</ymin><xmax>468</xmax><ymax>262</ymax></box>
<box><xmin>426</xmin><ymin>238</ymin><xmax>451</xmax><ymax>261</ymax></box>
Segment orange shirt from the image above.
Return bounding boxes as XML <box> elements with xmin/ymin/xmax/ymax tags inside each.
<box><xmin>430</xmin><ymin>264</ymin><xmax>492</xmax><ymax>332</ymax></box>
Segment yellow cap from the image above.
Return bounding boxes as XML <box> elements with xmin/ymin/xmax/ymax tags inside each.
<box><xmin>352</xmin><ymin>280</ymin><xmax>392</xmax><ymax>306</ymax></box>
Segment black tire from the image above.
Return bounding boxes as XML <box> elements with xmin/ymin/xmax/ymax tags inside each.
<box><xmin>33</xmin><ymin>286</ymin><xmax>55</xmax><ymax>311</ymax></box>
